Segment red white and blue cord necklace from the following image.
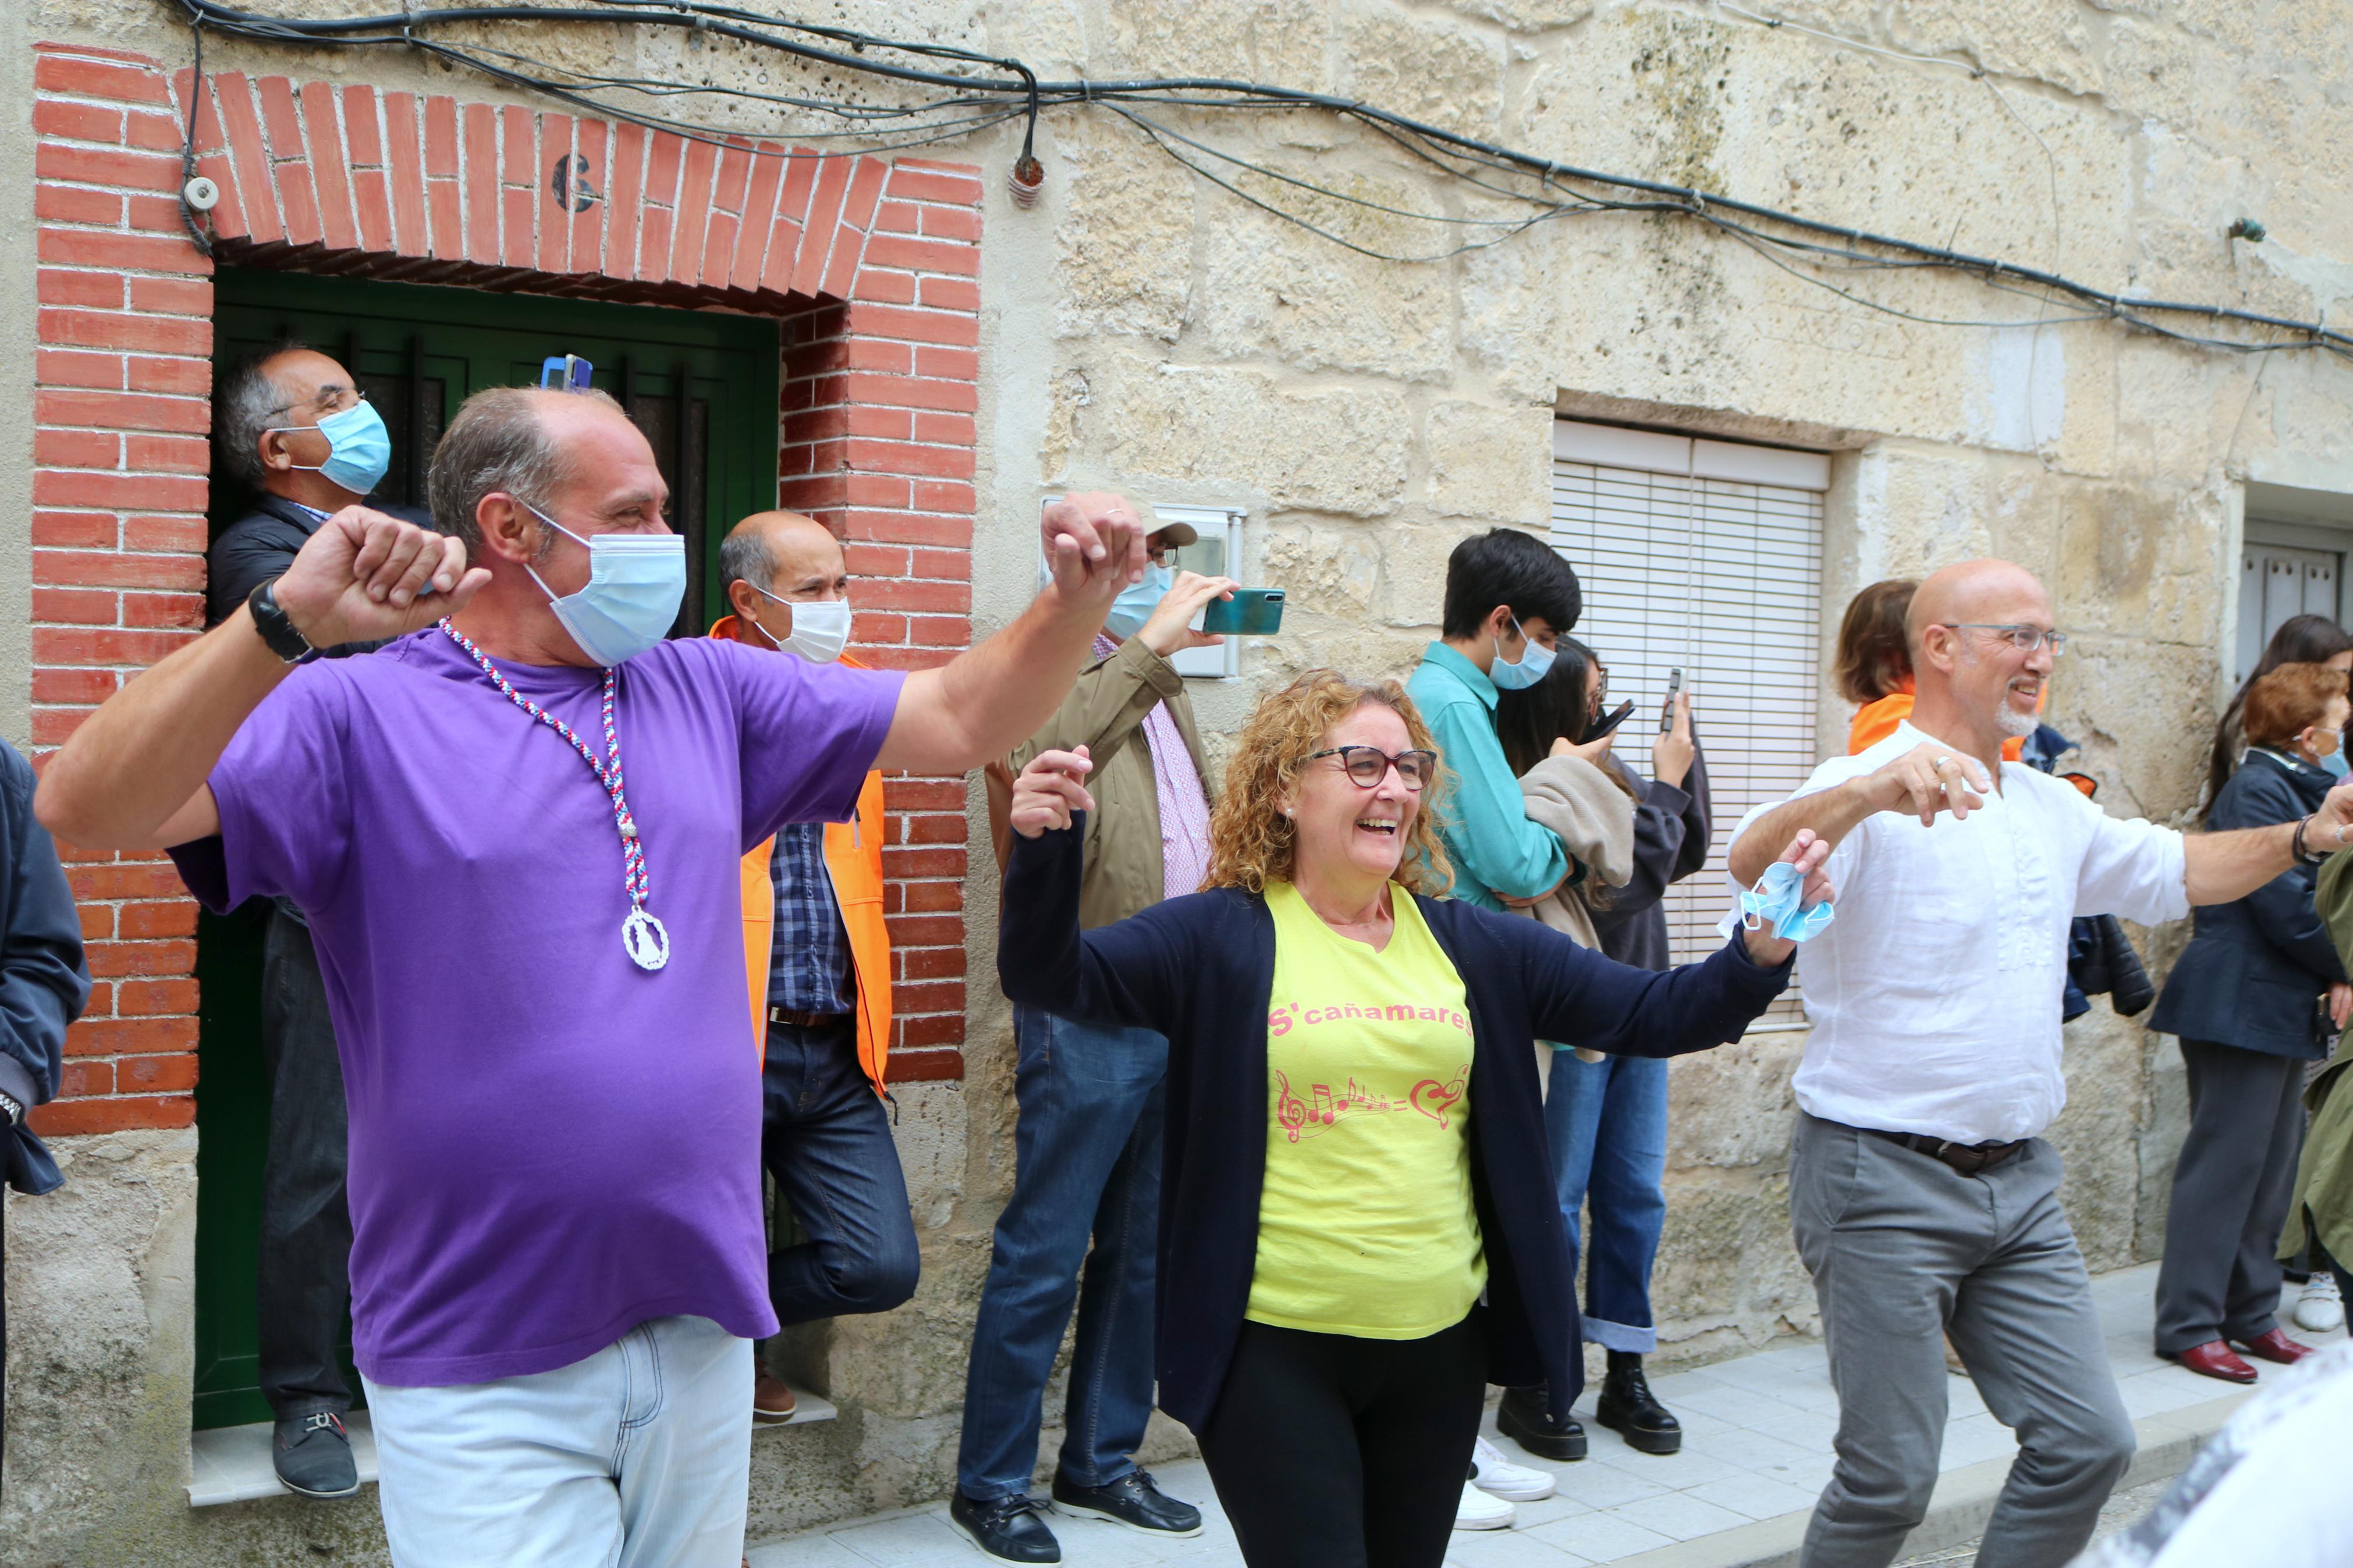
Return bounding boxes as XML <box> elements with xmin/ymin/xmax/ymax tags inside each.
<box><xmin>438</xmin><ymin>618</ymin><xmax>670</xmax><ymax>972</ymax></box>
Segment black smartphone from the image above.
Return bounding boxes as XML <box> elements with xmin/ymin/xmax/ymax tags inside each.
<box><xmin>1659</xmin><ymin>667</ymin><xmax>1684</xmax><ymax>734</ymax></box>
<box><xmin>1587</xmin><ymin>699</ymin><xmax>1637</xmax><ymax>739</ymax></box>
<box><xmin>1200</xmin><ymin>588</ymin><xmax>1285</xmax><ymax>635</ymax></box>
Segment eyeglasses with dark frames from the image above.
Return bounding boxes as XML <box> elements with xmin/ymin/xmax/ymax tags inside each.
<box><xmin>1307</xmin><ymin>746</ymin><xmax>1438</xmax><ymax>791</ymax></box>
<box><xmin>1939</xmin><ymin>623</ymin><xmax>2068</xmax><ymax>656</ymax></box>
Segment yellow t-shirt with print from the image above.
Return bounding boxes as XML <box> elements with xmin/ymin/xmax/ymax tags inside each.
<box><xmin>1247</xmin><ymin>880</ymin><xmax>1484</xmax><ymax>1339</ymax></box>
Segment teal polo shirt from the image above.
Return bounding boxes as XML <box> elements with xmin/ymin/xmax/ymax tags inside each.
<box><xmin>1405</xmin><ymin>642</ymin><xmax>1571</xmax><ymax>912</ymax></box>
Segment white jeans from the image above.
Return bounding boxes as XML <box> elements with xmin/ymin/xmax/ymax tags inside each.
<box><xmin>362</xmin><ymin>1315</ymin><xmax>754</xmax><ymax>1568</ymax></box>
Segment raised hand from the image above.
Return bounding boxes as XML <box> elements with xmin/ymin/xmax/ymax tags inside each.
<box><xmin>1653</xmin><ymin>689</ymin><xmax>1694</xmax><ymax>788</ymax></box>
<box><xmin>275</xmin><ymin>506</ymin><xmax>491</xmax><ymax>650</ymax></box>
<box><xmin>1137</xmin><ymin>572</ymin><xmax>1239</xmax><ymax>657</ymax></box>
<box><xmin>1861</xmin><ymin>738</ymin><xmax>1992</xmax><ymax>827</ymax></box>
<box><xmin>1041</xmin><ymin>492</ymin><xmax>1149</xmax><ymax>610</ymax></box>
<box><xmin>1739</xmin><ymin>829</ymin><xmax>1836</xmax><ymax>968</ymax></box>
<box><xmin>1011</xmin><ymin>746</ymin><xmax>1096</xmax><ymax>839</ymax></box>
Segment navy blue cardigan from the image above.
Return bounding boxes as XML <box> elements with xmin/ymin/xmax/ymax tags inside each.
<box><xmin>2150</xmin><ymin>749</ymin><xmax>2347</xmax><ymax>1058</ymax></box>
<box><xmin>997</xmin><ymin>817</ymin><xmax>1793</xmax><ymax>1432</ymax></box>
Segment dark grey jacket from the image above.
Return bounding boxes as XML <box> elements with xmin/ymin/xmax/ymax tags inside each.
<box><xmin>2150</xmin><ymin>749</ymin><xmax>2346</xmax><ymax>1059</ymax></box>
<box><xmin>207</xmin><ymin>492</ymin><xmax>432</xmax><ymax>649</ymax></box>
<box><xmin>1586</xmin><ymin>738</ymin><xmax>1712</xmax><ymax>972</ymax></box>
<box><xmin>0</xmin><ymin>739</ymin><xmax>91</xmax><ymax>1195</ymax></box>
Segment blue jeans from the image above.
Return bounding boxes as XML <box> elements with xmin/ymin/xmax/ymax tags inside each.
<box><xmin>1545</xmin><ymin>1051</ymin><xmax>1667</xmax><ymax>1353</ymax></box>
<box><xmin>956</xmin><ymin>1006</ymin><xmax>1167</xmax><ymax>1501</ymax></box>
<box><xmin>363</xmin><ymin>1314</ymin><xmax>752</xmax><ymax>1568</ymax></box>
<box><xmin>761</xmin><ymin>1019</ymin><xmax>920</xmax><ymax>1326</ymax></box>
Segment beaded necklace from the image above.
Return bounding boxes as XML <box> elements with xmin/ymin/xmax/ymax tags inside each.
<box><xmin>439</xmin><ymin>618</ymin><xmax>670</xmax><ymax>971</ymax></box>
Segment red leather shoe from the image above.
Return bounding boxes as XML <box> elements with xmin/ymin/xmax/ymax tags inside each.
<box><xmin>2166</xmin><ymin>1341</ymin><xmax>2258</xmax><ymax>1384</ymax></box>
<box><xmin>2234</xmin><ymin>1328</ymin><xmax>2315</xmax><ymax>1366</ymax></box>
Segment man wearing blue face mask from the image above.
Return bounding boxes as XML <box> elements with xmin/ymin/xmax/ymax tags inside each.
<box><xmin>204</xmin><ymin>343</ymin><xmax>432</xmax><ymax>1502</ymax></box>
<box><xmin>951</xmin><ymin>527</ymin><xmax>1234</xmax><ymax>1563</ymax></box>
<box><xmin>46</xmin><ymin>382</ymin><xmax>1156</xmax><ymax>1566</ymax></box>
<box><xmin>1406</xmin><ymin>528</ymin><xmax>1588</xmax><ymax>1463</ymax></box>
<box><xmin>707</xmin><ymin>510</ymin><xmax>915</xmax><ymax>1428</ymax></box>
<box><xmin>1407</xmin><ymin>529</ymin><xmax>1585</xmax><ymax>918</ymax></box>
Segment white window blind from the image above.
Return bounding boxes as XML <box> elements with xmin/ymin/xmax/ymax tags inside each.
<box><xmin>1548</xmin><ymin>421</ymin><xmax>1827</xmax><ymax>1029</ymax></box>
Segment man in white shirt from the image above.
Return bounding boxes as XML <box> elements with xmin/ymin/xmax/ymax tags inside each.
<box><xmin>1728</xmin><ymin>560</ymin><xmax>2353</xmax><ymax>1568</ymax></box>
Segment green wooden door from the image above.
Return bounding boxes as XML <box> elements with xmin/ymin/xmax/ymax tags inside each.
<box><xmin>194</xmin><ymin>269</ymin><xmax>780</xmax><ymax>1429</ymax></box>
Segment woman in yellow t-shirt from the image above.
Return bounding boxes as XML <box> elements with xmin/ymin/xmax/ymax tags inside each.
<box><xmin>998</xmin><ymin>670</ymin><xmax>1836</xmax><ymax>1568</ymax></box>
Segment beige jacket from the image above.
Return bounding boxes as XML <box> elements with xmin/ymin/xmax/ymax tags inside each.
<box><xmin>1514</xmin><ymin>754</ymin><xmax>1638</xmax><ymax>1061</ymax></box>
<box><xmin>987</xmin><ymin>637</ymin><xmax>1212</xmax><ymax>931</ymax></box>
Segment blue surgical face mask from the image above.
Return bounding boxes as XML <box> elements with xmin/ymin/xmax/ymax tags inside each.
<box><xmin>1488</xmin><ymin>614</ymin><xmax>1556</xmax><ymax>692</ymax></box>
<box><xmin>269</xmin><ymin>399</ymin><xmax>393</xmax><ymax>497</ymax></box>
<box><xmin>522</xmin><ymin>504</ymin><xmax>685</xmax><ymax>668</ymax></box>
<box><xmin>1739</xmin><ymin>860</ymin><xmax>1836</xmax><ymax>944</ymax></box>
<box><xmin>1105</xmin><ymin>563</ymin><xmax>1174</xmax><ymax>641</ymax></box>
<box><xmin>2326</xmin><ymin>731</ymin><xmax>2350</xmax><ymax>780</ymax></box>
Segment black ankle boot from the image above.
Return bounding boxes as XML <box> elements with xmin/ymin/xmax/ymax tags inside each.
<box><xmin>1596</xmin><ymin>1350</ymin><xmax>1681</xmax><ymax>1455</ymax></box>
<box><xmin>1496</xmin><ymin>1382</ymin><xmax>1587</xmax><ymax>1461</ymax></box>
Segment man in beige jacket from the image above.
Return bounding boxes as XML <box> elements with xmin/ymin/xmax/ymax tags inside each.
<box><xmin>954</xmin><ymin>551</ymin><xmax>1235</xmax><ymax>1562</ymax></box>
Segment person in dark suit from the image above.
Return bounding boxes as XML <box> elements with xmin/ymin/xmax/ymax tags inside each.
<box><xmin>2151</xmin><ymin>661</ymin><xmax>2353</xmax><ymax>1383</ymax></box>
<box><xmin>207</xmin><ymin>342</ymin><xmax>424</xmax><ymax>1499</ymax></box>
<box><xmin>0</xmin><ymin>736</ymin><xmax>93</xmax><ymax>1499</ymax></box>
<box><xmin>995</xmin><ymin>669</ymin><xmax>1833</xmax><ymax>1568</ymax></box>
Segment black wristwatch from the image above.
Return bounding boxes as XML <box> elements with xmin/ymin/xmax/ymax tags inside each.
<box><xmin>248</xmin><ymin>577</ymin><xmax>315</xmax><ymax>664</ymax></box>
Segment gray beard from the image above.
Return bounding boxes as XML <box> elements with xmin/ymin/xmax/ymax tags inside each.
<box><xmin>1996</xmin><ymin>701</ymin><xmax>2038</xmax><ymax>739</ymax></box>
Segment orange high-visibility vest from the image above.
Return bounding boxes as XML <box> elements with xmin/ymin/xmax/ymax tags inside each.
<box><xmin>712</xmin><ymin>617</ymin><xmax>895</xmax><ymax>1092</ymax></box>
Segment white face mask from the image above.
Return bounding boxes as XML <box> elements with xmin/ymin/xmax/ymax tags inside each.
<box><xmin>748</xmin><ymin>583</ymin><xmax>851</xmax><ymax>664</ymax></box>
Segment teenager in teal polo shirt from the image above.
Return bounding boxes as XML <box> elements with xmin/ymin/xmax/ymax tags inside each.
<box><xmin>1406</xmin><ymin>528</ymin><xmax>1596</xmax><ymax>1466</ymax></box>
<box><xmin>1406</xmin><ymin>528</ymin><xmax>1584</xmax><ymax>913</ymax></box>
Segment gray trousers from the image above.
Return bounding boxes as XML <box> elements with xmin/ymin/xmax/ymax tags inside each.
<box><xmin>2152</xmin><ymin>1039</ymin><xmax>2305</xmax><ymax>1355</ymax></box>
<box><xmin>1790</xmin><ymin>1113</ymin><xmax>2135</xmax><ymax>1568</ymax></box>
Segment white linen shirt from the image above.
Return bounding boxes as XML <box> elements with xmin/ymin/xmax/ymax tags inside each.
<box><xmin>1729</xmin><ymin>721</ymin><xmax>2189</xmax><ymax>1144</ymax></box>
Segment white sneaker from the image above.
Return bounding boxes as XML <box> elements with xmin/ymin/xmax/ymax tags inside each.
<box><xmin>1470</xmin><ymin>1434</ymin><xmax>1556</xmax><ymax>1502</ymax></box>
<box><xmin>1454</xmin><ymin>1479</ymin><xmax>1517</xmax><ymax>1530</ymax></box>
<box><xmin>2294</xmin><ymin>1274</ymin><xmax>2345</xmax><ymax>1334</ymax></box>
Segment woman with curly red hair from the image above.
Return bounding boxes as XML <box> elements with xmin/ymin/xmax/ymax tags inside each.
<box><xmin>995</xmin><ymin>669</ymin><xmax>1836</xmax><ymax>1568</ymax></box>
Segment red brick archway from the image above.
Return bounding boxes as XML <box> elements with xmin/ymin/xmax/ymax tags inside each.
<box><xmin>31</xmin><ymin>42</ymin><xmax>983</xmax><ymax>1133</ymax></box>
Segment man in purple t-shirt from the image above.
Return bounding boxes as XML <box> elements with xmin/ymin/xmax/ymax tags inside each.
<box><xmin>37</xmin><ymin>385</ymin><xmax>1149</xmax><ymax>1567</ymax></box>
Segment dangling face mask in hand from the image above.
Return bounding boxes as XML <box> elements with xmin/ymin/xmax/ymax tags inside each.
<box><xmin>1740</xmin><ymin>860</ymin><xmax>1836</xmax><ymax>943</ymax></box>
<box><xmin>267</xmin><ymin>399</ymin><xmax>394</xmax><ymax>497</ymax></box>
<box><xmin>523</xmin><ymin>503</ymin><xmax>686</xmax><ymax>668</ymax></box>
<box><xmin>747</xmin><ymin>584</ymin><xmax>851</xmax><ymax>664</ymax></box>
<box><xmin>1105</xmin><ymin>564</ymin><xmax>1174</xmax><ymax>641</ymax></box>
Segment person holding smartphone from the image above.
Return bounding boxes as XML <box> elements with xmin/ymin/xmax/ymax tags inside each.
<box><xmin>1495</xmin><ymin>642</ymin><xmax>1710</xmax><ymax>1459</ymax></box>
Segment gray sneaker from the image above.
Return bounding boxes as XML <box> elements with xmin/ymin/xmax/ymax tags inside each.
<box><xmin>272</xmin><ymin>1410</ymin><xmax>360</xmax><ymax>1499</ymax></box>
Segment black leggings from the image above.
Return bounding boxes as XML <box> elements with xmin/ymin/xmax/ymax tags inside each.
<box><xmin>1196</xmin><ymin>1311</ymin><xmax>1488</xmax><ymax>1568</ymax></box>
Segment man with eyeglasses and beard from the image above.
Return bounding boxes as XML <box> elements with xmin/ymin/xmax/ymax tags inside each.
<box><xmin>1727</xmin><ymin>559</ymin><xmax>2353</xmax><ymax>1568</ymax></box>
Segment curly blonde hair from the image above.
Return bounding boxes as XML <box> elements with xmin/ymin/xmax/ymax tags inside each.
<box><xmin>1201</xmin><ymin>670</ymin><xmax>1455</xmax><ymax>897</ymax></box>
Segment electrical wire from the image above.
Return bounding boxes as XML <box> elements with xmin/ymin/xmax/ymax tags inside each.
<box><xmin>171</xmin><ymin>0</ymin><xmax>2353</xmax><ymax>361</ymax></box>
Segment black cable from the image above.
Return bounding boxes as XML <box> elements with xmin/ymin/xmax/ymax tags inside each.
<box><xmin>175</xmin><ymin>15</ymin><xmax>214</xmax><ymax>258</ymax></box>
<box><xmin>174</xmin><ymin>0</ymin><xmax>2353</xmax><ymax>357</ymax></box>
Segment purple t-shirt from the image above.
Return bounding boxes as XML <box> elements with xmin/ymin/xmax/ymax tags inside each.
<box><xmin>170</xmin><ymin>629</ymin><xmax>903</xmax><ymax>1387</ymax></box>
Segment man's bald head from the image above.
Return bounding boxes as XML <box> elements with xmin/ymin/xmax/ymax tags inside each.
<box><xmin>1907</xmin><ymin>557</ymin><xmax>2056</xmax><ymax>744</ymax></box>
<box><xmin>719</xmin><ymin>511</ymin><xmax>846</xmax><ymax>604</ymax></box>
<box><xmin>1906</xmin><ymin>559</ymin><xmax>2052</xmax><ymax>652</ymax></box>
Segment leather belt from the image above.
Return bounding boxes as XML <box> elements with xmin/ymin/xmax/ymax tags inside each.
<box><xmin>768</xmin><ymin>1006</ymin><xmax>852</xmax><ymax>1030</ymax></box>
<box><xmin>1865</xmin><ymin>1126</ymin><xmax>2026</xmax><ymax>1176</ymax></box>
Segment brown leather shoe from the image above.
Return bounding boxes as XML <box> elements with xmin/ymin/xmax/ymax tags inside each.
<box><xmin>2166</xmin><ymin>1340</ymin><xmax>2258</xmax><ymax>1384</ymax></box>
<box><xmin>753</xmin><ymin>1372</ymin><xmax>798</xmax><ymax>1424</ymax></box>
<box><xmin>2234</xmin><ymin>1328</ymin><xmax>2315</xmax><ymax>1366</ymax></box>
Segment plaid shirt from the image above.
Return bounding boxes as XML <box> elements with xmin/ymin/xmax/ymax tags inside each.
<box><xmin>768</xmin><ymin>821</ymin><xmax>855</xmax><ymax>1016</ymax></box>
